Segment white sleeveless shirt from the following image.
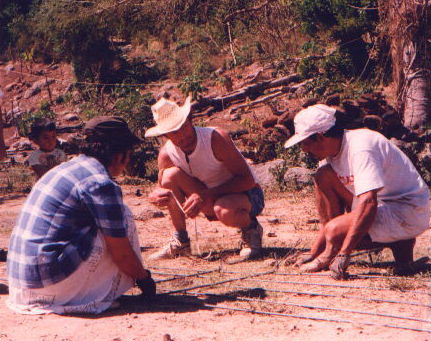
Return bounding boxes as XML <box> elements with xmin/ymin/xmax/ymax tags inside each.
<box><xmin>165</xmin><ymin>127</ymin><xmax>249</xmax><ymax>188</ymax></box>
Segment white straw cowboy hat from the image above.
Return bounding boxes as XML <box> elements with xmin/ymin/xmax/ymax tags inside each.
<box><xmin>284</xmin><ymin>104</ymin><xmax>337</xmax><ymax>148</ymax></box>
<box><xmin>145</xmin><ymin>96</ymin><xmax>192</xmax><ymax>137</ymax></box>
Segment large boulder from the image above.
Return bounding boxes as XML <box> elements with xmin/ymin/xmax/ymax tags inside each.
<box><xmin>24</xmin><ymin>79</ymin><xmax>55</xmax><ymax>99</ymax></box>
<box><xmin>284</xmin><ymin>167</ymin><xmax>315</xmax><ymax>187</ymax></box>
<box><xmin>250</xmin><ymin>159</ymin><xmax>285</xmax><ymax>188</ymax></box>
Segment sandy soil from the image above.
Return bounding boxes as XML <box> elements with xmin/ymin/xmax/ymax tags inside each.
<box><xmin>0</xmin><ymin>184</ymin><xmax>430</xmax><ymax>341</ymax></box>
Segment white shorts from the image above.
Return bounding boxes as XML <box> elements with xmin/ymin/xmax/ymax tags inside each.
<box><xmin>352</xmin><ymin>197</ymin><xmax>430</xmax><ymax>243</ymax></box>
<box><xmin>7</xmin><ymin>206</ymin><xmax>141</xmax><ymax>315</ymax></box>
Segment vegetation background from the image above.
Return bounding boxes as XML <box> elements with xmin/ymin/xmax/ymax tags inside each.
<box><xmin>0</xmin><ymin>0</ymin><xmax>430</xmax><ymax>184</ymax></box>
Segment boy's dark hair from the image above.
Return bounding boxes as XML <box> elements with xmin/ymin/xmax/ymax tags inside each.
<box><xmin>29</xmin><ymin>118</ymin><xmax>56</xmax><ymax>140</ymax></box>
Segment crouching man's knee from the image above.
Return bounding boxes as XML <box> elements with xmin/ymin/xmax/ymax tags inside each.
<box><xmin>314</xmin><ymin>164</ymin><xmax>337</xmax><ymax>187</ymax></box>
<box><xmin>159</xmin><ymin>167</ymin><xmax>183</xmax><ymax>189</ymax></box>
<box><xmin>324</xmin><ymin>219</ymin><xmax>344</xmax><ymax>245</ymax></box>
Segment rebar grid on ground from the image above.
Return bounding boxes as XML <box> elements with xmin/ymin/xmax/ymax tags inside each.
<box><xmin>151</xmin><ymin>268</ymin><xmax>430</xmax><ymax>299</ymax></box>
<box><xmin>149</xmin><ymin>265</ymin><xmax>431</xmax><ymax>282</ymax></box>
<box><xmin>162</xmin><ymin>269</ymin><xmax>275</xmax><ymax>295</ymax></box>
<box><xmin>222</xmin><ymin>275</ymin><xmax>431</xmax><ymax>295</ymax></box>
<box><xmin>152</xmin><ymin>266</ymin><xmax>430</xmax><ymax>332</ymax></box>
<box><xmin>183</xmin><ymin>291</ymin><xmax>430</xmax><ymax>323</ymax></box>
<box><xmin>150</xmin><ymin>266</ymin><xmax>430</xmax><ymax>307</ymax></box>
<box><xmin>229</xmin><ymin>284</ymin><xmax>429</xmax><ymax>307</ymax></box>
<box><xmin>153</xmin><ymin>268</ymin><xmax>220</xmax><ymax>284</ymax></box>
<box><xmin>156</xmin><ymin>300</ymin><xmax>431</xmax><ymax>334</ymax></box>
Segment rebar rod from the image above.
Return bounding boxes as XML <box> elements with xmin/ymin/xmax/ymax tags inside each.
<box><xmin>157</xmin><ymin>301</ymin><xmax>431</xmax><ymax>333</ymax></box>
<box><xmin>162</xmin><ymin>270</ymin><xmax>275</xmax><ymax>295</ymax></box>
<box><xmin>234</xmin><ymin>276</ymin><xmax>431</xmax><ymax>295</ymax></box>
<box><xmin>183</xmin><ymin>291</ymin><xmax>430</xmax><ymax>323</ymax></box>
<box><xmin>149</xmin><ymin>266</ymin><xmax>430</xmax><ymax>282</ymax></box>
<box><xmin>230</xmin><ymin>285</ymin><xmax>430</xmax><ymax>307</ymax></box>
<box><xmin>153</xmin><ymin>268</ymin><xmax>220</xmax><ymax>284</ymax></box>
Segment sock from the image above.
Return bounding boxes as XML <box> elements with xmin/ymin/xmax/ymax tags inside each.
<box><xmin>174</xmin><ymin>230</ymin><xmax>190</xmax><ymax>243</ymax></box>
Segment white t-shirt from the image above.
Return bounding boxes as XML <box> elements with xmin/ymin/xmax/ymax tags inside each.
<box><xmin>327</xmin><ymin>129</ymin><xmax>429</xmax><ymax>206</ymax></box>
<box><xmin>27</xmin><ymin>148</ymin><xmax>67</xmax><ymax>168</ymax></box>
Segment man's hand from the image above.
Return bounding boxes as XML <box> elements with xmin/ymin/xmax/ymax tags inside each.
<box><xmin>329</xmin><ymin>254</ymin><xmax>350</xmax><ymax>280</ymax></box>
<box><xmin>136</xmin><ymin>270</ymin><xmax>156</xmax><ymax>298</ymax></box>
<box><xmin>182</xmin><ymin>193</ymin><xmax>205</xmax><ymax>218</ymax></box>
<box><xmin>148</xmin><ymin>188</ymin><xmax>173</xmax><ymax>208</ymax></box>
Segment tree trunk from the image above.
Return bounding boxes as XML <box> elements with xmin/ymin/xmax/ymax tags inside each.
<box><xmin>380</xmin><ymin>0</ymin><xmax>430</xmax><ymax>129</ymax></box>
<box><xmin>0</xmin><ymin>109</ymin><xmax>6</xmax><ymax>161</ymax></box>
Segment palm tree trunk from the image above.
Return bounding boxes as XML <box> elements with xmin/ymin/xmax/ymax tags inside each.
<box><xmin>380</xmin><ymin>0</ymin><xmax>430</xmax><ymax>129</ymax></box>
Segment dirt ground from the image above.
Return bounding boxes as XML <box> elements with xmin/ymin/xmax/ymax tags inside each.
<box><xmin>0</xmin><ymin>183</ymin><xmax>430</xmax><ymax>341</ymax></box>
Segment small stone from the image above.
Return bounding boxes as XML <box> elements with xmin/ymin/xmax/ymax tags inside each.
<box><xmin>152</xmin><ymin>211</ymin><xmax>165</xmax><ymax>218</ymax></box>
<box><xmin>5</xmin><ymin>82</ymin><xmax>18</xmax><ymax>92</ymax></box>
<box><xmin>230</xmin><ymin>113</ymin><xmax>241</xmax><ymax>121</ymax></box>
<box><xmin>163</xmin><ymin>334</ymin><xmax>173</xmax><ymax>341</ymax></box>
<box><xmin>267</xmin><ymin>232</ymin><xmax>277</xmax><ymax>237</ymax></box>
<box><xmin>267</xmin><ymin>218</ymin><xmax>281</xmax><ymax>224</ymax></box>
<box><xmin>262</xmin><ymin>118</ymin><xmax>278</xmax><ymax>128</ymax></box>
<box><xmin>64</xmin><ymin>113</ymin><xmax>80</xmax><ymax>122</ymax></box>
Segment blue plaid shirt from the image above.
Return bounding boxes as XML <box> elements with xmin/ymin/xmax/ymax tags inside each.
<box><xmin>7</xmin><ymin>155</ymin><xmax>127</xmax><ymax>289</ymax></box>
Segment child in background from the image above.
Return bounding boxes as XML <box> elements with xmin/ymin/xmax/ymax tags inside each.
<box><xmin>27</xmin><ymin>118</ymin><xmax>67</xmax><ymax>179</ymax></box>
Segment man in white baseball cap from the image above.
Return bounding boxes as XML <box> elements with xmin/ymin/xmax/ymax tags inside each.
<box><xmin>285</xmin><ymin>104</ymin><xmax>430</xmax><ymax>279</ymax></box>
<box><xmin>145</xmin><ymin>96</ymin><xmax>265</xmax><ymax>262</ymax></box>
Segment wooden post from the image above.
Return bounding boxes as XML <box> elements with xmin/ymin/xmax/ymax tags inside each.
<box><xmin>0</xmin><ymin>104</ymin><xmax>6</xmax><ymax>161</ymax></box>
<box><xmin>45</xmin><ymin>75</ymin><xmax>53</xmax><ymax>104</ymax></box>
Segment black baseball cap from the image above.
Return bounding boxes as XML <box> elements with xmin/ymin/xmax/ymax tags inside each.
<box><xmin>84</xmin><ymin>116</ymin><xmax>143</xmax><ymax>146</ymax></box>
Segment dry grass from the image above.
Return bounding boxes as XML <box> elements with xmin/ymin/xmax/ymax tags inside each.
<box><xmin>0</xmin><ymin>165</ymin><xmax>34</xmax><ymax>195</ymax></box>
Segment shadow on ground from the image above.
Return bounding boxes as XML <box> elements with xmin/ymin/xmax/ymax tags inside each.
<box><xmin>72</xmin><ymin>287</ymin><xmax>268</xmax><ymax>318</ymax></box>
<box><xmin>190</xmin><ymin>246</ymin><xmax>309</xmax><ymax>262</ymax></box>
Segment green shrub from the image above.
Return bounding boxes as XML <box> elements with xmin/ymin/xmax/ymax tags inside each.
<box><xmin>178</xmin><ymin>74</ymin><xmax>208</xmax><ymax>100</ymax></box>
<box><xmin>321</xmin><ymin>51</ymin><xmax>355</xmax><ymax>79</ymax></box>
<box><xmin>17</xmin><ymin>106</ymin><xmax>56</xmax><ymax>137</ymax></box>
<box><xmin>297</xmin><ymin>56</ymin><xmax>319</xmax><ymax>79</ymax></box>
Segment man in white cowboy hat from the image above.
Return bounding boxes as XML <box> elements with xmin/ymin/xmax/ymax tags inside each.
<box><xmin>284</xmin><ymin>104</ymin><xmax>430</xmax><ymax>279</ymax></box>
<box><xmin>145</xmin><ymin>96</ymin><xmax>265</xmax><ymax>261</ymax></box>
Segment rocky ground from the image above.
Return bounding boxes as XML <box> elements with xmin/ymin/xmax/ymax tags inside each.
<box><xmin>0</xmin><ymin>184</ymin><xmax>430</xmax><ymax>341</ymax></box>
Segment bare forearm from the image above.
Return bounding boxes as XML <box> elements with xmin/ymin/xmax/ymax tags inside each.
<box><xmin>113</xmin><ymin>252</ymin><xmax>148</xmax><ymax>279</ymax></box>
<box><xmin>104</xmin><ymin>236</ymin><xmax>149</xmax><ymax>280</ymax></box>
<box><xmin>205</xmin><ymin>174</ymin><xmax>256</xmax><ymax>198</ymax></box>
<box><xmin>340</xmin><ymin>195</ymin><xmax>377</xmax><ymax>254</ymax></box>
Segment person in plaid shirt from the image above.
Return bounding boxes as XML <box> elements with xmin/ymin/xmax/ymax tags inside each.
<box><xmin>7</xmin><ymin>116</ymin><xmax>155</xmax><ymax>314</ymax></box>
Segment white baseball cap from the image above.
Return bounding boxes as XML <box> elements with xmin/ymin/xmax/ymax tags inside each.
<box><xmin>284</xmin><ymin>104</ymin><xmax>337</xmax><ymax>148</ymax></box>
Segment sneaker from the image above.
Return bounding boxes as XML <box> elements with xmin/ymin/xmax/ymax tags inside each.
<box><xmin>149</xmin><ymin>238</ymin><xmax>191</xmax><ymax>260</ymax></box>
<box><xmin>239</xmin><ymin>219</ymin><xmax>263</xmax><ymax>260</ymax></box>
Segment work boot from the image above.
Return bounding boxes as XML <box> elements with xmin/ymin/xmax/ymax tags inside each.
<box><xmin>149</xmin><ymin>237</ymin><xmax>191</xmax><ymax>260</ymax></box>
<box><xmin>239</xmin><ymin>218</ymin><xmax>263</xmax><ymax>260</ymax></box>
